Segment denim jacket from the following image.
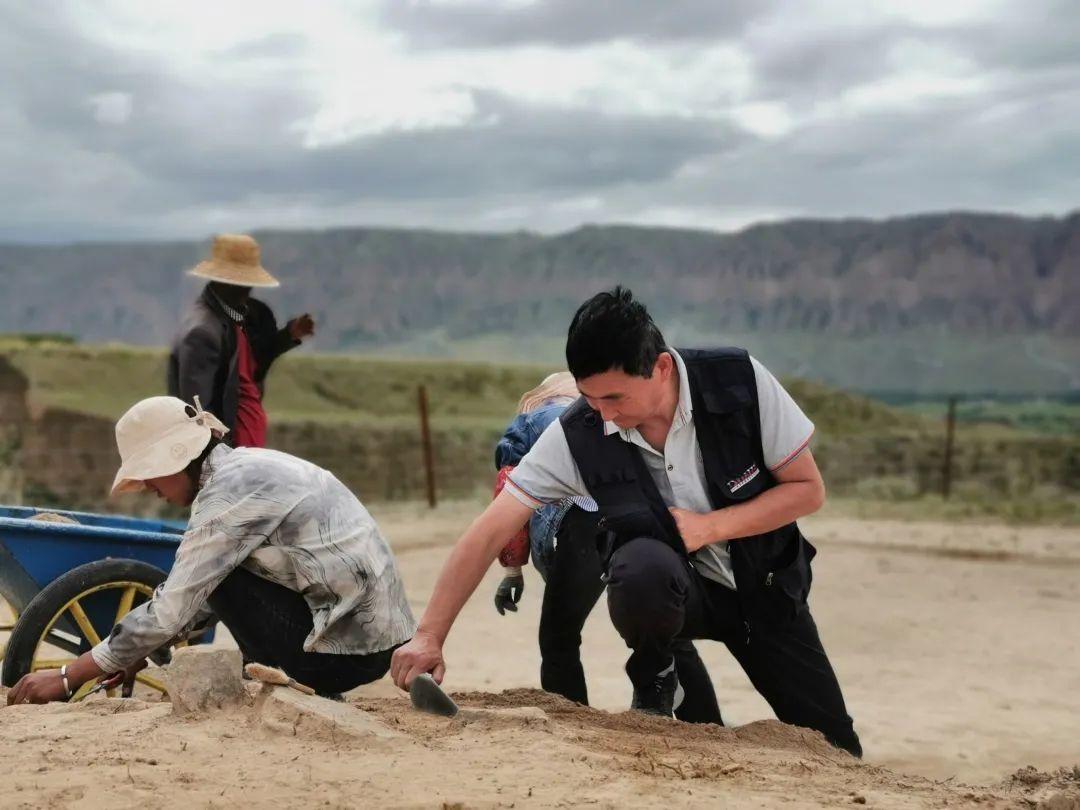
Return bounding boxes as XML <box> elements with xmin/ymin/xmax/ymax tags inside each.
<box><xmin>495</xmin><ymin>399</ymin><xmax>593</xmax><ymax>579</ymax></box>
<box><xmin>494</xmin><ymin>401</ymin><xmax>568</xmax><ymax>469</ymax></box>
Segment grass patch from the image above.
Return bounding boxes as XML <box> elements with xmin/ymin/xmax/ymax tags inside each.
<box><xmin>2</xmin><ymin>339</ymin><xmax>1077</xmax><ymax>522</ymax></box>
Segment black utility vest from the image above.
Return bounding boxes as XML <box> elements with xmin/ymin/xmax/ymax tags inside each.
<box><xmin>560</xmin><ymin>347</ymin><xmax>817</xmax><ymax>624</ymax></box>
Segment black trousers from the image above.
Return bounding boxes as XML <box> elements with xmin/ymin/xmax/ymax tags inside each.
<box><xmin>606</xmin><ymin>537</ymin><xmax>862</xmax><ymax>757</ymax></box>
<box><xmin>206</xmin><ymin>566</ymin><xmax>397</xmax><ymax>696</ymax></box>
<box><xmin>538</xmin><ymin>508</ymin><xmax>723</xmax><ymax>724</ymax></box>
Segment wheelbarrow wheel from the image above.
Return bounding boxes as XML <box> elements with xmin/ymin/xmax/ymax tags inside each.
<box><xmin>0</xmin><ymin>594</ymin><xmax>18</xmax><ymax>665</ymax></box>
<box><xmin>1</xmin><ymin>559</ymin><xmax>171</xmax><ymax>698</ymax></box>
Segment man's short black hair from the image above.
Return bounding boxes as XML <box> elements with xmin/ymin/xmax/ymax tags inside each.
<box><xmin>565</xmin><ymin>286</ymin><xmax>667</xmax><ymax>379</ymax></box>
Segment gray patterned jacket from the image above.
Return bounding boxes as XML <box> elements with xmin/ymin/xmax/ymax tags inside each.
<box><xmin>91</xmin><ymin>445</ymin><xmax>416</xmax><ymax>673</ymax></box>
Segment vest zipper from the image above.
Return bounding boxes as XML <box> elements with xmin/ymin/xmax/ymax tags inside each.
<box><xmin>766</xmin><ymin>572</ymin><xmax>774</xmax><ymax>586</ymax></box>
<box><xmin>744</xmin><ymin>620</ymin><xmax>751</xmax><ymax>646</ymax></box>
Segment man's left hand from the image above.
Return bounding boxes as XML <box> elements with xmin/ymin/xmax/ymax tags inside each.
<box><xmin>288</xmin><ymin>313</ymin><xmax>315</xmax><ymax>342</ymax></box>
<box><xmin>6</xmin><ymin>670</ymin><xmax>70</xmax><ymax>706</ymax></box>
<box><xmin>669</xmin><ymin>507</ymin><xmax>719</xmax><ymax>553</ymax></box>
<box><xmin>494</xmin><ymin>572</ymin><xmax>525</xmax><ymax>615</ymax></box>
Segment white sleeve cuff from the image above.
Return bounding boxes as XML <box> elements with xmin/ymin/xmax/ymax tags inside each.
<box><xmin>90</xmin><ymin>640</ymin><xmax>123</xmax><ymax>675</ymax></box>
<box><xmin>504</xmin><ymin>476</ymin><xmax>544</xmax><ymax>510</ymax></box>
<box><xmin>769</xmin><ymin>429</ymin><xmax>814</xmax><ymax>472</ymax></box>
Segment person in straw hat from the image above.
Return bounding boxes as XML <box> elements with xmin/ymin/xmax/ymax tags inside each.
<box><xmin>6</xmin><ymin>396</ymin><xmax>415</xmax><ymax>705</ymax></box>
<box><xmin>167</xmin><ymin>233</ymin><xmax>314</xmax><ymax>448</ymax></box>
<box><xmin>490</xmin><ymin>372</ymin><xmax>722</xmax><ymax>722</ymax></box>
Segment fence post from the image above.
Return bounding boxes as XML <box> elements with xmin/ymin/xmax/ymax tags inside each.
<box><xmin>417</xmin><ymin>384</ymin><xmax>437</xmax><ymax>508</ymax></box>
<box><xmin>942</xmin><ymin>396</ymin><xmax>957</xmax><ymax>499</ymax></box>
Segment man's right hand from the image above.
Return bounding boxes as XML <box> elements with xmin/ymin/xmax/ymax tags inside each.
<box><xmin>288</xmin><ymin>313</ymin><xmax>316</xmax><ymax>342</ymax></box>
<box><xmin>389</xmin><ymin>490</ymin><xmax>535</xmax><ymax>692</ymax></box>
<box><xmin>390</xmin><ymin>630</ymin><xmax>446</xmax><ymax>691</ymax></box>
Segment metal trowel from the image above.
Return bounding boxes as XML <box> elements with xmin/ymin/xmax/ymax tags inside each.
<box><xmin>409</xmin><ymin>672</ymin><xmax>459</xmax><ymax>717</ymax></box>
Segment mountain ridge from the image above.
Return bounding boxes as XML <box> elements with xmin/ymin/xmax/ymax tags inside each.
<box><xmin>1</xmin><ymin>210</ymin><xmax>1077</xmax><ymax>393</ymax></box>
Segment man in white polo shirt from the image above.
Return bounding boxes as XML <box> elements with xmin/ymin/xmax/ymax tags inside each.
<box><xmin>391</xmin><ymin>287</ymin><xmax>860</xmax><ymax>757</ymax></box>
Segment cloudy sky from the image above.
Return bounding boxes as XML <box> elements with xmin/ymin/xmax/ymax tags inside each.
<box><xmin>2</xmin><ymin>0</ymin><xmax>1077</xmax><ymax>242</ymax></box>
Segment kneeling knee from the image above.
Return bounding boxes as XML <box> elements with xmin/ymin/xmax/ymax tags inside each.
<box><xmin>606</xmin><ymin>538</ymin><xmax>688</xmax><ymax>636</ymax></box>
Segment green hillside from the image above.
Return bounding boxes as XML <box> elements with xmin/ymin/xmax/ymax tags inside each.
<box><xmin>1</xmin><ymin>339</ymin><xmax>1076</xmax><ymax>524</ymax></box>
<box><xmin>0</xmin><ymin>337</ymin><xmax>553</xmax><ymax>428</ymax></box>
<box><xmin>0</xmin><ymin>337</ymin><xmax>931</xmax><ymax>435</ymax></box>
<box><xmin>2</xmin><ymin>211</ymin><xmax>1078</xmax><ymax>396</ymax></box>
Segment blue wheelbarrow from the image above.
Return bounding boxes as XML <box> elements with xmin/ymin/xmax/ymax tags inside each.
<box><xmin>0</xmin><ymin>505</ymin><xmax>211</xmax><ymax>699</ymax></box>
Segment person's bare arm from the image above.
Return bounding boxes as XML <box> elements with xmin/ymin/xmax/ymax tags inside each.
<box><xmin>390</xmin><ymin>489</ymin><xmax>534</xmax><ymax>689</ymax></box>
<box><xmin>669</xmin><ymin>449</ymin><xmax>825</xmax><ymax>552</ymax></box>
<box><xmin>6</xmin><ymin>651</ymin><xmax>109</xmax><ymax>705</ymax></box>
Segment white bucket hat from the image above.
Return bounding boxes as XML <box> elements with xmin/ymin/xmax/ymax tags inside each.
<box><xmin>189</xmin><ymin>233</ymin><xmax>280</xmax><ymax>288</ymax></box>
<box><xmin>111</xmin><ymin>396</ymin><xmax>229</xmax><ymax>495</ymax></box>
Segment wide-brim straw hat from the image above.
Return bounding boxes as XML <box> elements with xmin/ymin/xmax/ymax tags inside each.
<box><xmin>189</xmin><ymin>233</ymin><xmax>280</xmax><ymax>288</ymax></box>
<box><xmin>518</xmin><ymin>371</ymin><xmax>579</xmax><ymax>414</ymax></box>
<box><xmin>111</xmin><ymin>396</ymin><xmax>229</xmax><ymax>495</ymax></box>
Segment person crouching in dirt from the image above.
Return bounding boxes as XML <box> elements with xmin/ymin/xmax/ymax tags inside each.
<box><xmin>492</xmin><ymin>372</ymin><xmax>723</xmax><ymax>723</ymax></box>
<box><xmin>6</xmin><ymin>396</ymin><xmax>415</xmax><ymax>706</ymax></box>
<box><xmin>391</xmin><ymin>287</ymin><xmax>861</xmax><ymax>758</ymax></box>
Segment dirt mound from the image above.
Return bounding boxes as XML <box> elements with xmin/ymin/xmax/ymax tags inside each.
<box><xmin>451</xmin><ymin>687</ymin><xmax>844</xmax><ymax>758</ymax></box>
<box><xmin>1004</xmin><ymin>766</ymin><xmax>1080</xmax><ymax>809</ymax></box>
<box><xmin>352</xmin><ymin>687</ymin><xmax>1079</xmax><ymax>806</ymax></box>
<box><xmin>1</xmin><ymin>685</ymin><xmax>1078</xmax><ymax>807</ymax></box>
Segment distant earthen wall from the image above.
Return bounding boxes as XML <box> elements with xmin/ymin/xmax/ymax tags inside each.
<box><xmin>0</xmin><ymin>357</ymin><xmax>1076</xmax><ymax>518</ymax></box>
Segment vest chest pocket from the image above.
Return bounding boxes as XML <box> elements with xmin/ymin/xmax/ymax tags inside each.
<box><xmin>700</xmin><ymin>385</ymin><xmax>769</xmax><ymax>502</ymax></box>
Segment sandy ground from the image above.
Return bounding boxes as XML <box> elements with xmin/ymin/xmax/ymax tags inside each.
<box><xmin>2</xmin><ymin>503</ymin><xmax>1079</xmax><ymax>808</ymax></box>
<box><xmin>369</xmin><ymin>502</ymin><xmax>1080</xmax><ymax>783</ymax></box>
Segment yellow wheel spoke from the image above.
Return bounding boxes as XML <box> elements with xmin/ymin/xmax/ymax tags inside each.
<box><xmin>135</xmin><ymin>672</ymin><xmax>167</xmax><ymax>693</ymax></box>
<box><xmin>69</xmin><ymin>680</ymin><xmax>98</xmax><ymax>703</ymax></box>
<box><xmin>31</xmin><ymin>658</ymin><xmax>76</xmax><ymax>671</ymax></box>
<box><xmin>113</xmin><ymin>586</ymin><xmax>138</xmax><ymax>625</ymax></box>
<box><xmin>67</xmin><ymin>600</ymin><xmax>103</xmax><ymax>646</ymax></box>
<box><xmin>26</xmin><ymin>581</ymin><xmax>169</xmax><ymax>701</ymax></box>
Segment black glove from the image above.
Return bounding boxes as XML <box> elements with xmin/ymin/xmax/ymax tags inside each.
<box><xmin>494</xmin><ymin>573</ymin><xmax>525</xmax><ymax>615</ymax></box>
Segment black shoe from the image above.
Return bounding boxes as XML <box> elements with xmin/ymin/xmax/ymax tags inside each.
<box><xmin>631</xmin><ymin>665</ymin><xmax>685</xmax><ymax>718</ymax></box>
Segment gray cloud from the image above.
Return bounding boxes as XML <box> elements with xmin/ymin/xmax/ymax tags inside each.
<box><xmin>615</xmin><ymin>86</ymin><xmax>1080</xmax><ymax>223</ymax></box>
<box><xmin>378</xmin><ymin>0</ymin><xmax>771</xmax><ymax>48</ymax></box>
<box><xmin>218</xmin><ymin>32</ymin><xmax>310</xmax><ymax>61</ymax></box>
<box><xmin>0</xmin><ymin>3</ymin><xmax>744</xmax><ymax>240</ymax></box>
<box><xmin>0</xmin><ymin>1</ymin><xmax>1076</xmax><ymax>243</ymax></box>
<box><xmin>120</xmin><ymin>91</ymin><xmax>740</xmax><ymax>203</ymax></box>
<box><xmin>943</xmin><ymin>0</ymin><xmax>1080</xmax><ymax>73</ymax></box>
<box><xmin>748</xmin><ymin>25</ymin><xmax>910</xmax><ymax>106</ymax></box>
